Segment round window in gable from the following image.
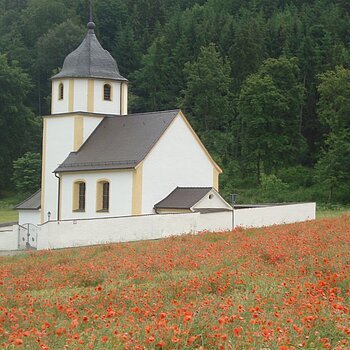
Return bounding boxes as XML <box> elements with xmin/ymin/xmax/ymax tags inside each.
<box><xmin>209</xmin><ymin>194</ymin><xmax>214</xmax><ymax>199</ymax></box>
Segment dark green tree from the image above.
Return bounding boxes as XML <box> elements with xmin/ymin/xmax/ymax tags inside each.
<box><xmin>181</xmin><ymin>43</ymin><xmax>233</xmax><ymax>161</ymax></box>
<box><xmin>35</xmin><ymin>19</ymin><xmax>85</xmax><ymax>115</ymax></box>
<box><xmin>12</xmin><ymin>152</ymin><xmax>42</xmax><ymax>194</ymax></box>
<box><xmin>0</xmin><ymin>54</ymin><xmax>39</xmax><ymax>192</ymax></box>
<box><xmin>316</xmin><ymin>66</ymin><xmax>350</xmax><ymax>201</ymax></box>
<box><xmin>230</xmin><ymin>10</ymin><xmax>266</xmax><ymax>90</ymax></box>
<box><xmin>238</xmin><ymin>57</ymin><xmax>305</xmax><ymax>181</ymax></box>
<box><xmin>181</xmin><ymin>43</ymin><xmax>232</xmax><ymax>131</ymax></box>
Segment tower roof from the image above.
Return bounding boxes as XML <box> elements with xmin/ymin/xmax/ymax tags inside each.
<box><xmin>51</xmin><ymin>22</ymin><xmax>127</xmax><ymax>81</ymax></box>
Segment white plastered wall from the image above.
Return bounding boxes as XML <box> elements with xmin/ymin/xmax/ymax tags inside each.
<box><xmin>18</xmin><ymin>210</ymin><xmax>41</xmax><ymax>226</ymax></box>
<box><xmin>42</xmin><ymin>116</ymin><xmax>75</xmax><ymax>222</ymax></box>
<box><xmin>83</xmin><ymin>116</ymin><xmax>104</xmax><ymax>141</ymax></box>
<box><xmin>73</xmin><ymin>79</ymin><xmax>88</xmax><ymax>111</ymax></box>
<box><xmin>93</xmin><ymin>80</ymin><xmax>121</xmax><ymax>115</ymax></box>
<box><xmin>42</xmin><ymin>114</ymin><xmax>105</xmax><ymax>223</ymax></box>
<box><xmin>142</xmin><ymin>114</ymin><xmax>216</xmax><ymax>214</ymax></box>
<box><xmin>233</xmin><ymin>203</ymin><xmax>316</xmax><ymax>228</ymax></box>
<box><xmin>51</xmin><ymin>79</ymin><xmax>69</xmax><ymax>114</ymax></box>
<box><xmin>37</xmin><ymin>210</ymin><xmax>233</xmax><ymax>250</ymax></box>
<box><xmin>60</xmin><ymin>170</ymin><xmax>133</xmax><ymax>220</ymax></box>
<box><xmin>51</xmin><ymin>79</ymin><xmax>126</xmax><ymax>115</ymax></box>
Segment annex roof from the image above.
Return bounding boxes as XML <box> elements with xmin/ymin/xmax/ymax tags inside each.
<box><xmin>154</xmin><ymin>187</ymin><xmax>213</xmax><ymax>210</ymax></box>
<box><xmin>15</xmin><ymin>190</ymin><xmax>41</xmax><ymax>210</ymax></box>
<box><xmin>55</xmin><ymin>110</ymin><xmax>180</xmax><ymax>173</ymax></box>
<box><xmin>51</xmin><ymin>22</ymin><xmax>127</xmax><ymax>81</ymax></box>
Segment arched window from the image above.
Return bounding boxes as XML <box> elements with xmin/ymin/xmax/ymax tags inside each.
<box><xmin>58</xmin><ymin>83</ymin><xmax>64</xmax><ymax>100</ymax></box>
<box><xmin>103</xmin><ymin>84</ymin><xmax>111</xmax><ymax>101</ymax></box>
<box><xmin>96</xmin><ymin>180</ymin><xmax>110</xmax><ymax>212</ymax></box>
<box><xmin>73</xmin><ymin>181</ymin><xmax>86</xmax><ymax>211</ymax></box>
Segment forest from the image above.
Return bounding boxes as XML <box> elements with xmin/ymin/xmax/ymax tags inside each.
<box><xmin>0</xmin><ymin>0</ymin><xmax>350</xmax><ymax>204</ymax></box>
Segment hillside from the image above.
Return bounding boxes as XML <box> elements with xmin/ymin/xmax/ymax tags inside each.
<box><xmin>1</xmin><ymin>0</ymin><xmax>350</xmax><ymax>203</ymax></box>
<box><xmin>0</xmin><ymin>216</ymin><xmax>349</xmax><ymax>348</ymax></box>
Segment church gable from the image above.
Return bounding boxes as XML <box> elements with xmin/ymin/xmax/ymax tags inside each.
<box><xmin>55</xmin><ymin>110</ymin><xmax>179</xmax><ymax>173</ymax></box>
<box><xmin>141</xmin><ymin>113</ymin><xmax>221</xmax><ymax>213</ymax></box>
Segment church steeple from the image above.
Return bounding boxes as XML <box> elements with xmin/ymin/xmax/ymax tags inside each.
<box><xmin>50</xmin><ymin>14</ymin><xmax>128</xmax><ymax>116</ymax></box>
<box><xmin>51</xmin><ymin>22</ymin><xmax>127</xmax><ymax>82</ymax></box>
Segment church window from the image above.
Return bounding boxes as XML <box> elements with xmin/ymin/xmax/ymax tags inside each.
<box><xmin>59</xmin><ymin>83</ymin><xmax>64</xmax><ymax>100</ymax></box>
<box><xmin>103</xmin><ymin>84</ymin><xmax>112</xmax><ymax>101</ymax></box>
<box><xmin>97</xmin><ymin>180</ymin><xmax>110</xmax><ymax>212</ymax></box>
<box><xmin>73</xmin><ymin>181</ymin><xmax>86</xmax><ymax>211</ymax></box>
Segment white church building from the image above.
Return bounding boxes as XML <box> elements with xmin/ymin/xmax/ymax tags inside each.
<box><xmin>15</xmin><ymin>20</ymin><xmax>231</xmax><ymax>226</ymax></box>
<box><xmin>10</xmin><ymin>20</ymin><xmax>315</xmax><ymax>251</ymax></box>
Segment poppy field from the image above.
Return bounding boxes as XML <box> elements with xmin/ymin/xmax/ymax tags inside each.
<box><xmin>0</xmin><ymin>216</ymin><xmax>349</xmax><ymax>349</ymax></box>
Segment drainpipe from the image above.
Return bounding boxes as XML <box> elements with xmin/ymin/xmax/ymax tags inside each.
<box><xmin>54</xmin><ymin>172</ymin><xmax>61</xmax><ymax>221</ymax></box>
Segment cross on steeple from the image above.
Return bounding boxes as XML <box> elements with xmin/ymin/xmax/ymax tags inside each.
<box><xmin>89</xmin><ymin>0</ymin><xmax>93</xmax><ymax>23</ymax></box>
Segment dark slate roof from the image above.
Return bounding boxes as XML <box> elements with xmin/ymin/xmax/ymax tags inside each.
<box><xmin>15</xmin><ymin>190</ymin><xmax>41</xmax><ymax>210</ymax></box>
<box><xmin>154</xmin><ymin>187</ymin><xmax>212</xmax><ymax>209</ymax></box>
<box><xmin>51</xmin><ymin>22</ymin><xmax>127</xmax><ymax>81</ymax></box>
<box><xmin>55</xmin><ymin>110</ymin><xmax>180</xmax><ymax>173</ymax></box>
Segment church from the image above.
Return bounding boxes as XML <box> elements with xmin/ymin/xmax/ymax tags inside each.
<box><xmin>15</xmin><ymin>20</ymin><xmax>232</xmax><ymax>226</ymax></box>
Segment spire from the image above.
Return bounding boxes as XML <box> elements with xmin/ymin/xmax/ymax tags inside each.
<box><xmin>87</xmin><ymin>0</ymin><xmax>95</xmax><ymax>31</ymax></box>
<box><xmin>51</xmin><ymin>4</ymin><xmax>127</xmax><ymax>82</ymax></box>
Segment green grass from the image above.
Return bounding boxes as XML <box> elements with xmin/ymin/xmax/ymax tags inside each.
<box><xmin>0</xmin><ymin>207</ymin><xmax>18</xmax><ymax>223</ymax></box>
<box><xmin>0</xmin><ymin>194</ymin><xmax>24</xmax><ymax>223</ymax></box>
<box><xmin>317</xmin><ymin>208</ymin><xmax>350</xmax><ymax>219</ymax></box>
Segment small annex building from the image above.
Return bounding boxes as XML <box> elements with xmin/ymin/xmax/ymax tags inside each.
<box><xmin>16</xmin><ymin>20</ymin><xmax>231</xmax><ymax>226</ymax></box>
<box><xmin>154</xmin><ymin>187</ymin><xmax>232</xmax><ymax>214</ymax></box>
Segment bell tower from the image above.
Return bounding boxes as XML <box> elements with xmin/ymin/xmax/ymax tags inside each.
<box><xmin>41</xmin><ymin>19</ymin><xmax>128</xmax><ymax>223</ymax></box>
<box><xmin>51</xmin><ymin>21</ymin><xmax>128</xmax><ymax>115</ymax></box>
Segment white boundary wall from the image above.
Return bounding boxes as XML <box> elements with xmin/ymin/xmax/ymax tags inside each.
<box><xmin>37</xmin><ymin>211</ymin><xmax>233</xmax><ymax>250</ymax></box>
<box><xmin>233</xmin><ymin>203</ymin><xmax>316</xmax><ymax>228</ymax></box>
<box><xmin>2</xmin><ymin>203</ymin><xmax>316</xmax><ymax>251</ymax></box>
<box><xmin>0</xmin><ymin>226</ymin><xmax>18</xmax><ymax>250</ymax></box>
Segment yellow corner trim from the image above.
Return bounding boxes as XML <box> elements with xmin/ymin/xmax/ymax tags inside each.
<box><xmin>87</xmin><ymin>79</ymin><xmax>94</xmax><ymax>112</ymax></box>
<box><xmin>120</xmin><ymin>82</ymin><xmax>123</xmax><ymax>115</ymax></box>
<box><xmin>51</xmin><ymin>81</ymin><xmax>55</xmax><ymax>113</ymax></box>
<box><xmin>58</xmin><ymin>175</ymin><xmax>62</xmax><ymax>221</ymax></box>
<box><xmin>178</xmin><ymin>111</ymin><xmax>222</xmax><ymax>173</ymax></box>
<box><xmin>213</xmin><ymin>167</ymin><xmax>219</xmax><ymax>191</ymax></box>
<box><xmin>40</xmin><ymin>118</ymin><xmax>47</xmax><ymax>224</ymax></box>
<box><xmin>74</xmin><ymin>116</ymin><xmax>84</xmax><ymax>151</ymax></box>
<box><xmin>68</xmin><ymin>79</ymin><xmax>74</xmax><ymax>112</ymax></box>
<box><xmin>132</xmin><ymin>162</ymin><xmax>143</xmax><ymax>215</ymax></box>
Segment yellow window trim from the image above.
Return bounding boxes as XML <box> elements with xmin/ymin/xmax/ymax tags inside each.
<box><xmin>58</xmin><ymin>82</ymin><xmax>64</xmax><ymax>100</ymax></box>
<box><xmin>102</xmin><ymin>82</ymin><xmax>113</xmax><ymax>101</ymax></box>
<box><xmin>96</xmin><ymin>179</ymin><xmax>110</xmax><ymax>212</ymax></box>
<box><xmin>72</xmin><ymin>179</ymin><xmax>86</xmax><ymax>212</ymax></box>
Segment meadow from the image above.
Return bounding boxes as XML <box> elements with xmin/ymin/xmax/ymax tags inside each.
<box><xmin>0</xmin><ymin>215</ymin><xmax>349</xmax><ymax>349</ymax></box>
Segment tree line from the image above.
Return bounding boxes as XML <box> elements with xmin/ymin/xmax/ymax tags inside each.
<box><xmin>0</xmin><ymin>0</ymin><xmax>349</xmax><ymax>203</ymax></box>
